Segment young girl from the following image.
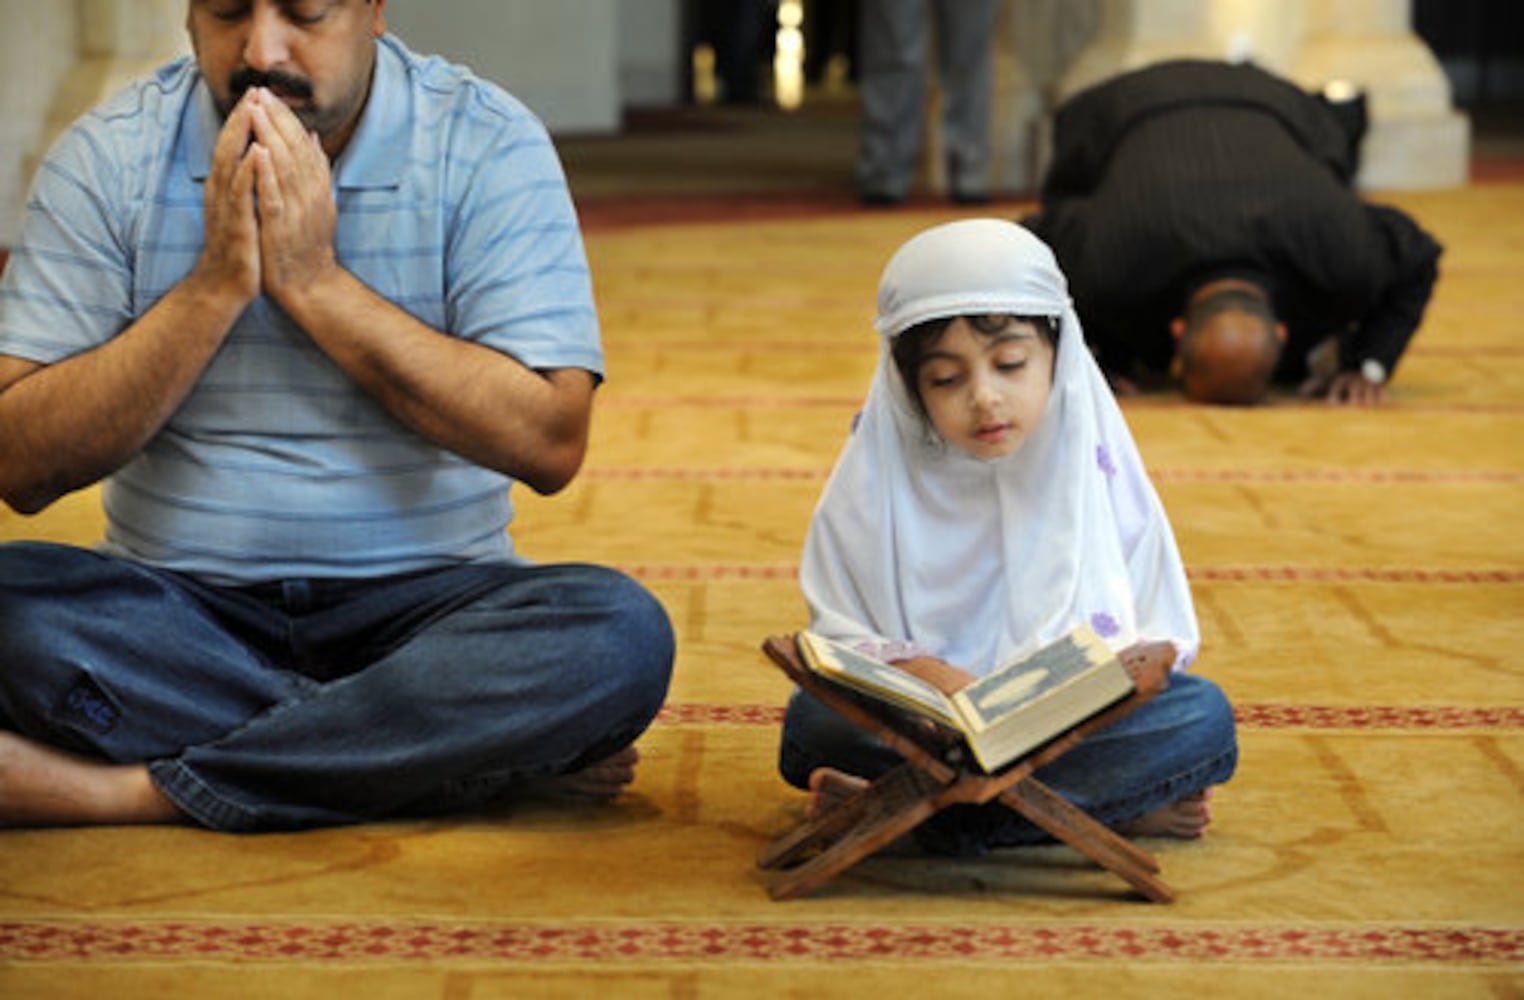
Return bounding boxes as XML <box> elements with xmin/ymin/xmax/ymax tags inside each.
<box><xmin>780</xmin><ymin>219</ymin><xmax>1237</xmax><ymax>854</ymax></box>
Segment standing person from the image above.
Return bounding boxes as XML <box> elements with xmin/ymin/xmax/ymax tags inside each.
<box><xmin>1024</xmin><ymin>59</ymin><xmax>1443</xmax><ymax>406</ymax></box>
<box><xmin>856</xmin><ymin>0</ymin><xmax>1001</xmax><ymax>205</ymax></box>
<box><xmin>0</xmin><ymin>0</ymin><xmax>674</xmax><ymax>831</ymax></box>
<box><xmin>691</xmin><ymin>0</ymin><xmax>778</xmax><ymax>105</ymax></box>
<box><xmin>778</xmin><ymin>220</ymin><xmax>1237</xmax><ymax>854</ymax></box>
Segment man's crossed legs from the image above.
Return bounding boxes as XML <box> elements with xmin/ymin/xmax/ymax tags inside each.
<box><xmin>0</xmin><ymin>543</ymin><xmax>675</xmax><ymax>831</ymax></box>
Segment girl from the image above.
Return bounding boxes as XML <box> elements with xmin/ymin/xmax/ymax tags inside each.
<box><xmin>780</xmin><ymin>219</ymin><xmax>1237</xmax><ymax>854</ymax></box>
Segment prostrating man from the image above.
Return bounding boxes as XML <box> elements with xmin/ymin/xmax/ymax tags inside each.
<box><xmin>0</xmin><ymin>0</ymin><xmax>674</xmax><ymax>831</ymax></box>
<box><xmin>1023</xmin><ymin>59</ymin><xmax>1442</xmax><ymax>406</ymax></box>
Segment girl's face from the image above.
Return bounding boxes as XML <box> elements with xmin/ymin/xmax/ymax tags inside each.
<box><xmin>915</xmin><ymin>317</ymin><xmax>1055</xmax><ymax>460</ymax></box>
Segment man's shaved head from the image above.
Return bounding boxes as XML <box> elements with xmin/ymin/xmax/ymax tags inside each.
<box><xmin>1177</xmin><ymin>289</ymin><xmax>1284</xmax><ymax>405</ymax></box>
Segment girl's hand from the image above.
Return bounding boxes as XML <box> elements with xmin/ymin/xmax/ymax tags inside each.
<box><xmin>1118</xmin><ymin>640</ymin><xmax>1176</xmax><ymax>696</ymax></box>
<box><xmin>892</xmin><ymin>655</ymin><xmax>978</xmax><ymax>696</ymax></box>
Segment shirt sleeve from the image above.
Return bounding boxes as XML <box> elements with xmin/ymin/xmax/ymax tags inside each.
<box><xmin>1337</xmin><ymin>203</ymin><xmax>1442</xmax><ymax>376</ymax></box>
<box><xmin>442</xmin><ymin>95</ymin><xmax>602</xmax><ymax>379</ymax></box>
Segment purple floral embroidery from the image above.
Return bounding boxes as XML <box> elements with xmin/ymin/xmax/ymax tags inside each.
<box><xmin>1096</xmin><ymin>443</ymin><xmax>1117</xmax><ymax>478</ymax></box>
<box><xmin>1090</xmin><ymin>611</ymin><xmax>1121</xmax><ymax>638</ymax></box>
<box><xmin>854</xmin><ymin>638</ymin><xmax>931</xmax><ymax>662</ymax></box>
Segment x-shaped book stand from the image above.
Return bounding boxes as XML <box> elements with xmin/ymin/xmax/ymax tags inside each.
<box><xmin>757</xmin><ymin>634</ymin><xmax>1176</xmax><ymax>902</ymax></box>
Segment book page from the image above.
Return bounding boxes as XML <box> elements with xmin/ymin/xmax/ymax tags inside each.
<box><xmin>796</xmin><ymin>632</ymin><xmax>963</xmax><ymax>730</ymax></box>
<box><xmin>954</xmin><ymin>627</ymin><xmax>1112</xmax><ymax>732</ymax></box>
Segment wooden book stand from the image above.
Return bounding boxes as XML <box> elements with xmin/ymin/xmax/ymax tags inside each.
<box><xmin>757</xmin><ymin>634</ymin><xmax>1176</xmax><ymax>902</ymax></box>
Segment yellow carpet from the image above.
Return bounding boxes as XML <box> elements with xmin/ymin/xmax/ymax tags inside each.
<box><xmin>1</xmin><ymin>186</ymin><xmax>1521</xmax><ymax>997</ymax></box>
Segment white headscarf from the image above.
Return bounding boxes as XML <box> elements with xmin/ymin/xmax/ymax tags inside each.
<box><xmin>800</xmin><ymin>219</ymin><xmax>1199</xmax><ymax>675</ymax></box>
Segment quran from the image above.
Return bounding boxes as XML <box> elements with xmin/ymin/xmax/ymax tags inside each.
<box><xmin>795</xmin><ymin>624</ymin><xmax>1136</xmax><ymax>773</ymax></box>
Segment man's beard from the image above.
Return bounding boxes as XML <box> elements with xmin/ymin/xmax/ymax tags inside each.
<box><xmin>224</xmin><ymin>67</ymin><xmax>321</xmax><ymax>130</ymax></box>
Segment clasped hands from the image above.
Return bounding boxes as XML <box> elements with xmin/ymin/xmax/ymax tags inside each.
<box><xmin>197</xmin><ymin>87</ymin><xmax>339</xmax><ymax>313</ymax></box>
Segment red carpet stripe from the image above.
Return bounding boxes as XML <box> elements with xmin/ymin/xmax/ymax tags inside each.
<box><xmin>1185</xmin><ymin>567</ymin><xmax>1524</xmax><ymax>584</ymax></box>
<box><xmin>623</xmin><ymin>564</ymin><xmax>1524</xmax><ymax>584</ymax></box>
<box><xmin>605</xmin><ymin>394</ymin><xmax>864</xmax><ymax>408</ymax></box>
<box><xmin>602</xmin><ymin>394</ymin><xmax>1524</xmax><ymax>413</ymax></box>
<box><xmin>626</xmin><ymin>563</ymin><xmax>799</xmax><ymax>581</ymax></box>
<box><xmin>607</xmin><ymin>337</ymin><xmax>1524</xmax><ymax>359</ymax></box>
<box><xmin>589</xmin><ymin>468</ymin><xmax>827</xmax><ymax>482</ymax></box>
<box><xmin>608</xmin><ymin>338</ymin><xmax>872</xmax><ymax>352</ymax></box>
<box><xmin>1151</xmin><ymin>469</ymin><xmax>1522</xmax><ymax>484</ymax></box>
<box><xmin>1233</xmin><ymin>704</ymin><xmax>1524</xmax><ymax>729</ymax></box>
<box><xmin>0</xmin><ymin>921</ymin><xmax>1516</xmax><ymax>963</ymax></box>
<box><xmin>586</xmin><ymin>467</ymin><xmax>1521</xmax><ymax>484</ymax></box>
<box><xmin>1407</xmin><ymin>342</ymin><xmax>1524</xmax><ymax>356</ymax></box>
<box><xmin>655</xmin><ymin>703</ymin><xmax>1524</xmax><ymax>730</ymax></box>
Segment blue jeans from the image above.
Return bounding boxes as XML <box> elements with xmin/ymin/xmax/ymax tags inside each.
<box><xmin>779</xmin><ymin>671</ymin><xmax>1238</xmax><ymax>855</ymax></box>
<box><xmin>0</xmin><ymin>542</ymin><xmax>675</xmax><ymax>832</ymax></box>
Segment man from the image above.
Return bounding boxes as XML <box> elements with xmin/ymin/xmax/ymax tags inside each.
<box><xmin>1024</xmin><ymin>59</ymin><xmax>1443</xmax><ymax>406</ymax></box>
<box><xmin>0</xmin><ymin>0</ymin><xmax>674</xmax><ymax>831</ymax></box>
<box><xmin>856</xmin><ymin>0</ymin><xmax>1001</xmax><ymax>205</ymax></box>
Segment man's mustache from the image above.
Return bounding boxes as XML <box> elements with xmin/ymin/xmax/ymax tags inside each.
<box><xmin>229</xmin><ymin>68</ymin><xmax>314</xmax><ymax>102</ymax></box>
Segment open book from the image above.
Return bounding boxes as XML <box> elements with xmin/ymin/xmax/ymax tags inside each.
<box><xmin>795</xmin><ymin>625</ymin><xmax>1136</xmax><ymax>773</ymax></box>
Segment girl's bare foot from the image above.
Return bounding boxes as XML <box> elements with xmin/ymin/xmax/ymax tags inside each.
<box><xmin>531</xmin><ymin>745</ymin><xmax>641</xmax><ymax>802</ymax></box>
<box><xmin>0</xmin><ymin>731</ymin><xmax>182</xmax><ymax>827</ymax></box>
<box><xmin>1117</xmin><ymin>788</ymin><xmax>1216</xmax><ymax>839</ymax></box>
<box><xmin>805</xmin><ymin>766</ymin><xmax>868</xmax><ymax>820</ymax></box>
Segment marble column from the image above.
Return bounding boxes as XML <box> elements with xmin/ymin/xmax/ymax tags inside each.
<box><xmin>0</xmin><ymin>0</ymin><xmax>187</xmax><ymax>246</ymax></box>
<box><xmin>1055</xmin><ymin>0</ymin><xmax>1308</xmax><ymax>100</ymax></box>
<box><xmin>43</xmin><ymin>0</ymin><xmax>189</xmax><ymax>146</ymax></box>
<box><xmin>1290</xmin><ymin>0</ymin><xmax>1469</xmax><ymax>188</ymax></box>
<box><xmin>0</xmin><ymin>2</ymin><xmax>80</xmax><ymax>246</ymax></box>
<box><xmin>985</xmin><ymin>0</ymin><xmax>1101</xmax><ymax>196</ymax></box>
<box><xmin>1046</xmin><ymin>0</ymin><xmax>1467</xmax><ymax>189</ymax></box>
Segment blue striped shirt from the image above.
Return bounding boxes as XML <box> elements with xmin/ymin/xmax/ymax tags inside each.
<box><xmin>0</xmin><ymin>35</ymin><xmax>603</xmax><ymax>584</ymax></box>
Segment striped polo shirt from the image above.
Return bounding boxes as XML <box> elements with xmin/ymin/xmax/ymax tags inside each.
<box><xmin>0</xmin><ymin>35</ymin><xmax>603</xmax><ymax>584</ymax></box>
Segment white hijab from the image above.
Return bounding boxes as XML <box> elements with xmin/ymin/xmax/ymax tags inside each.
<box><xmin>800</xmin><ymin>219</ymin><xmax>1199</xmax><ymax>675</ymax></box>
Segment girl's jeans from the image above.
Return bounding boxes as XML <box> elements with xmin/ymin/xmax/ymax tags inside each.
<box><xmin>779</xmin><ymin>668</ymin><xmax>1238</xmax><ymax>855</ymax></box>
<box><xmin>0</xmin><ymin>542</ymin><xmax>675</xmax><ymax>832</ymax></box>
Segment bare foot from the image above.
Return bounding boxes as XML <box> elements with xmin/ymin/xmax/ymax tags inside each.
<box><xmin>805</xmin><ymin>766</ymin><xmax>868</xmax><ymax>820</ymax></box>
<box><xmin>0</xmin><ymin>731</ymin><xmax>182</xmax><ymax>827</ymax></box>
<box><xmin>529</xmin><ymin>745</ymin><xmax>641</xmax><ymax>803</ymax></box>
<box><xmin>1117</xmin><ymin>788</ymin><xmax>1216</xmax><ymax>839</ymax></box>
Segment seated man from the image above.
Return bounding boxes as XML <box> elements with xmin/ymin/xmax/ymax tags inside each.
<box><xmin>1023</xmin><ymin>59</ymin><xmax>1443</xmax><ymax>406</ymax></box>
<box><xmin>0</xmin><ymin>0</ymin><xmax>674</xmax><ymax>831</ymax></box>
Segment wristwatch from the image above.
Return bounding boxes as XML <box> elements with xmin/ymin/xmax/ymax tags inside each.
<box><xmin>1359</xmin><ymin>359</ymin><xmax>1388</xmax><ymax>385</ymax></box>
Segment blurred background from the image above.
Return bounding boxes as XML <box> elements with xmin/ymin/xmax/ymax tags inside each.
<box><xmin>1</xmin><ymin>0</ymin><xmax>1522</xmax><ymax>244</ymax></box>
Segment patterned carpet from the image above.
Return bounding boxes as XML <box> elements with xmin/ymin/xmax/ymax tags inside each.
<box><xmin>0</xmin><ymin>115</ymin><xmax>1521</xmax><ymax>997</ymax></box>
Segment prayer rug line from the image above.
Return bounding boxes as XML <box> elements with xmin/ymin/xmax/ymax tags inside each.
<box><xmin>1</xmin><ymin>920</ymin><xmax>1517</xmax><ymax>965</ymax></box>
<box><xmin>621</xmin><ymin>564</ymin><xmax>1524</xmax><ymax>585</ymax></box>
<box><xmin>597</xmin><ymin>338</ymin><xmax>1524</xmax><ymax>358</ymax></box>
<box><xmin>653</xmin><ymin>703</ymin><xmax>1524</xmax><ymax>731</ymax></box>
<box><xmin>600</xmin><ymin>395</ymin><xmax>1524</xmax><ymax>414</ymax></box>
<box><xmin>582</xmin><ymin>467</ymin><xmax>1522</xmax><ymax>485</ymax></box>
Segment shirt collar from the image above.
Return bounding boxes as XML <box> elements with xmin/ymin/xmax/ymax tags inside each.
<box><xmin>185</xmin><ymin>34</ymin><xmax>406</xmax><ymax>190</ymax></box>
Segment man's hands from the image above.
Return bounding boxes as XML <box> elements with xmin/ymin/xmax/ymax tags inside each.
<box><xmin>188</xmin><ymin>88</ymin><xmax>596</xmax><ymax>492</ymax></box>
<box><xmin>0</xmin><ymin>91</ymin><xmax>317</xmax><ymax>514</ymax></box>
<box><xmin>248</xmin><ymin>89</ymin><xmax>340</xmax><ymax>308</ymax></box>
<box><xmin>1299</xmin><ymin>369</ymin><xmax>1388</xmax><ymax>406</ymax></box>
<box><xmin>194</xmin><ymin>90</ymin><xmax>265</xmax><ymax>309</ymax></box>
<box><xmin>195</xmin><ymin>88</ymin><xmax>339</xmax><ymax>313</ymax></box>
